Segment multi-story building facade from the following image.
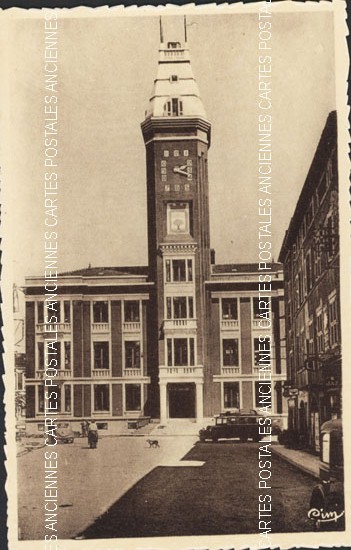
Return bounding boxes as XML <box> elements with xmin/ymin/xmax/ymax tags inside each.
<box><xmin>24</xmin><ymin>35</ymin><xmax>287</xmax><ymax>434</ymax></box>
<box><xmin>279</xmin><ymin>111</ymin><xmax>340</xmax><ymax>452</ymax></box>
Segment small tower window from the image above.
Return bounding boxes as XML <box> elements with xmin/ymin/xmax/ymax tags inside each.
<box><xmin>164</xmin><ymin>98</ymin><xmax>183</xmax><ymax>116</ymax></box>
<box><xmin>168</xmin><ymin>41</ymin><xmax>181</xmax><ymax>49</ymax></box>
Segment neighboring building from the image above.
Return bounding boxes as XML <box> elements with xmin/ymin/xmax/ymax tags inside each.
<box><xmin>13</xmin><ymin>284</ymin><xmax>26</xmax><ymax>422</ymax></box>
<box><xmin>15</xmin><ymin>353</ymin><xmax>26</xmax><ymax>421</ymax></box>
<box><xmin>24</xmin><ymin>35</ymin><xmax>287</xmax><ymax>434</ymax></box>
<box><xmin>279</xmin><ymin>111</ymin><xmax>340</xmax><ymax>452</ymax></box>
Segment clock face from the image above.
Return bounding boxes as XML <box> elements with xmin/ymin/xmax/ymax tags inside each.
<box><xmin>160</xmin><ymin>150</ymin><xmax>193</xmax><ymax>191</ymax></box>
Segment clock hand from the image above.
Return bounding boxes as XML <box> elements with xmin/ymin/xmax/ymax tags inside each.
<box><xmin>173</xmin><ymin>165</ymin><xmax>188</xmax><ymax>176</ymax></box>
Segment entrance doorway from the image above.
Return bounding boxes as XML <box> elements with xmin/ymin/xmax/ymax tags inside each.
<box><xmin>168</xmin><ymin>383</ymin><xmax>196</xmax><ymax>418</ymax></box>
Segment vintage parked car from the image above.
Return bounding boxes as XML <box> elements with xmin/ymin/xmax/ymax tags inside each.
<box><xmin>199</xmin><ymin>409</ymin><xmax>265</xmax><ymax>443</ymax></box>
<box><xmin>54</xmin><ymin>421</ymin><xmax>75</xmax><ymax>444</ymax></box>
<box><xmin>309</xmin><ymin>418</ymin><xmax>344</xmax><ymax>530</ymax></box>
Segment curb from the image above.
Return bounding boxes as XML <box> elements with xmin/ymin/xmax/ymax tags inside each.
<box><xmin>271</xmin><ymin>445</ymin><xmax>319</xmax><ymax>479</ymax></box>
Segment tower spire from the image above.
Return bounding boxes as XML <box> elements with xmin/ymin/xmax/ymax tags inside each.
<box><xmin>159</xmin><ymin>16</ymin><xmax>164</xmax><ymax>44</ymax></box>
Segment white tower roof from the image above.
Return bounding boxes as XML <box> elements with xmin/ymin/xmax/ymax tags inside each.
<box><xmin>144</xmin><ymin>39</ymin><xmax>207</xmax><ymax>120</ymax></box>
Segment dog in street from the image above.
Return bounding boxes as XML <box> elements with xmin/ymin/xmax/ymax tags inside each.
<box><xmin>146</xmin><ymin>439</ymin><xmax>160</xmax><ymax>448</ymax></box>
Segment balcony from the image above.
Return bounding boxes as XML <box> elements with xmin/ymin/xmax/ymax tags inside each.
<box><xmin>36</xmin><ymin>369</ymin><xmax>71</xmax><ymax>379</ymax></box>
<box><xmin>123</xmin><ymin>368</ymin><xmax>142</xmax><ymax>377</ymax></box>
<box><xmin>36</xmin><ymin>323</ymin><xmax>71</xmax><ymax>334</ymax></box>
<box><xmin>163</xmin><ymin>319</ymin><xmax>197</xmax><ymax>332</ymax></box>
<box><xmin>159</xmin><ymin>364</ymin><xmax>203</xmax><ymax>381</ymax></box>
<box><xmin>221</xmin><ymin>319</ymin><xmax>239</xmax><ymax>331</ymax></box>
<box><xmin>123</xmin><ymin>321</ymin><xmax>141</xmax><ymax>333</ymax></box>
<box><xmin>221</xmin><ymin>366</ymin><xmax>240</xmax><ymax>375</ymax></box>
<box><xmin>91</xmin><ymin>323</ymin><xmax>110</xmax><ymax>334</ymax></box>
<box><xmin>91</xmin><ymin>369</ymin><xmax>111</xmax><ymax>378</ymax></box>
<box><xmin>252</xmin><ymin>319</ymin><xmax>271</xmax><ymax>330</ymax></box>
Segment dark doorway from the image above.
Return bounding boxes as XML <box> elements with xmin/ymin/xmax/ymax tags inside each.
<box><xmin>168</xmin><ymin>383</ymin><xmax>195</xmax><ymax>418</ymax></box>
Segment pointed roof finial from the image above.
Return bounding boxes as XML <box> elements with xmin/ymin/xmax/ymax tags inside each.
<box><xmin>160</xmin><ymin>16</ymin><xmax>164</xmax><ymax>44</ymax></box>
<box><xmin>184</xmin><ymin>15</ymin><xmax>187</xmax><ymax>43</ymax></box>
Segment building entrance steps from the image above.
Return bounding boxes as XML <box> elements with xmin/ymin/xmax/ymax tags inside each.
<box><xmin>150</xmin><ymin>418</ymin><xmax>213</xmax><ymax>437</ymax></box>
<box><xmin>271</xmin><ymin>444</ymin><xmax>320</xmax><ymax>478</ymax></box>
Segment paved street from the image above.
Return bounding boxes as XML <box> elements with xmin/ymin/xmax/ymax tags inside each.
<box><xmin>18</xmin><ymin>434</ymin><xmax>318</xmax><ymax>541</ymax></box>
<box><xmin>17</xmin><ymin>434</ymin><xmax>197</xmax><ymax>540</ymax></box>
<box><xmin>80</xmin><ymin>440</ymin><xmax>316</xmax><ymax>539</ymax></box>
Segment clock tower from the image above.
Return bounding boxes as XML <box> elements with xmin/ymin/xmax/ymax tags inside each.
<box><xmin>141</xmin><ymin>28</ymin><xmax>211</xmax><ymax>422</ymax></box>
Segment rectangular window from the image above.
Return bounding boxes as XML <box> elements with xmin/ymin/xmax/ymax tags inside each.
<box><xmin>174</xmin><ymin>338</ymin><xmax>188</xmax><ymax>366</ymax></box>
<box><xmin>63</xmin><ymin>301</ymin><xmax>71</xmax><ymax>323</ymax></box>
<box><xmin>38</xmin><ymin>385</ymin><xmax>45</xmax><ymax>413</ymax></box>
<box><xmin>299</xmin><ymin>270</ymin><xmax>304</xmax><ymax>302</ymax></box>
<box><xmin>253</xmin><ymin>337</ymin><xmax>270</xmax><ymax>366</ymax></box>
<box><xmin>17</xmin><ymin>371</ymin><xmax>24</xmax><ymax>391</ymax></box>
<box><xmin>124</xmin><ymin>341</ymin><xmax>140</xmax><ymax>369</ymax></box>
<box><xmin>255</xmin><ymin>381</ymin><xmax>271</xmax><ymax>409</ymax></box>
<box><xmin>93</xmin><ymin>342</ymin><xmax>109</xmax><ymax>370</ymax></box>
<box><xmin>64</xmin><ymin>385</ymin><xmax>71</xmax><ymax>413</ymax></box>
<box><xmin>222</xmin><ymin>339</ymin><xmax>239</xmax><ymax>366</ymax></box>
<box><xmin>93</xmin><ymin>301</ymin><xmax>109</xmax><ymax>323</ymax></box>
<box><xmin>222</xmin><ymin>298</ymin><xmax>238</xmax><ymax>320</ymax></box>
<box><xmin>64</xmin><ymin>342</ymin><xmax>71</xmax><ymax>370</ymax></box>
<box><xmin>224</xmin><ymin>382</ymin><xmax>240</xmax><ymax>409</ymax></box>
<box><xmin>173</xmin><ymin>260</ymin><xmax>186</xmax><ymax>282</ymax></box>
<box><xmin>50</xmin><ymin>341</ymin><xmax>61</xmax><ymax>370</ymax></box>
<box><xmin>166</xmin><ymin>259</ymin><xmax>193</xmax><ymax>283</ymax></box>
<box><xmin>166</xmin><ymin>260</ymin><xmax>171</xmax><ymax>282</ymax></box>
<box><xmin>187</xmin><ymin>259</ymin><xmax>193</xmax><ymax>281</ymax></box>
<box><xmin>328</xmin><ymin>297</ymin><xmax>339</xmax><ymax>348</ymax></box>
<box><xmin>167</xmin><ymin>339</ymin><xmax>172</xmax><ymax>366</ymax></box>
<box><xmin>37</xmin><ymin>302</ymin><xmax>44</xmax><ymax>324</ymax></box>
<box><xmin>166</xmin><ymin>297</ymin><xmax>172</xmax><ymax>319</ymax></box>
<box><xmin>38</xmin><ymin>342</ymin><xmax>45</xmax><ymax>369</ymax></box>
<box><xmin>167</xmin><ymin>338</ymin><xmax>195</xmax><ymax>366</ymax></box>
<box><xmin>189</xmin><ymin>338</ymin><xmax>195</xmax><ymax>366</ymax></box>
<box><xmin>188</xmin><ymin>297</ymin><xmax>194</xmax><ymax>318</ymax></box>
<box><xmin>253</xmin><ymin>297</ymin><xmax>261</xmax><ymax>319</ymax></box>
<box><xmin>316</xmin><ymin>313</ymin><xmax>324</xmax><ymax>353</ymax></box>
<box><xmin>94</xmin><ymin>384</ymin><xmax>110</xmax><ymax>412</ymax></box>
<box><xmin>124</xmin><ymin>301</ymin><xmax>140</xmax><ymax>322</ymax></box>
<box><xmin>173</xmin><ymin>297</ymin><xmax>187</xmax><ymax>318</ymax></box>
<box><xmin>125</xmin><ymin>384</ymin><xmax>141</xmax><ymax>411</ymax></box>
<box><xmin>306</xmin><ymin>252</ymin><xmax>312</xmax><ymax>292</ymax></box>
<box><xmin>314</xmin><ymin>251</ymin><xmax>322</xmax><ymax>280</ymax></box>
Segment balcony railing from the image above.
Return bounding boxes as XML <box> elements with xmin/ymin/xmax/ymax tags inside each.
<box><xmin>221</xmin><ymin>319</ymin><xmax>239</xmax><ymax>330</ymax></box>
<box><xmin>36</xmin><ymin>323</ymin><xmax>71</xmax><ymax>333</ymax></box>
<box><xmin>163</xmin><ymin>319</ymin><xmax>197</xmax><ymax>331</ymax></box>
<box><xmin>91</xmin><ymin>369</ymin><xmax>111</xmax><ymax>377</ymax></box>
<box><xmin>221</xmin><ymin>366</ymin><xmax>240</xmax><ymax>375</ymax></box>
<box><xmin>252</xmin><ymin>319</ymin><xmax>271</xmax><ymax>330</ymax></box>
<box><xmin>162</xmin><ymin>49</ymin><xmax>185</xmax><ymax>60</ymax></box>
<box><xmin>159</xmin><ymin>364</ymin><xmax>203</xmax><ymax>376</ymax></box>
<box><xmin>36</xmin><ymin>369</ymin><xmax>71</xmax><ymax>379</ymax></box>
<box><xmin>91</xmin><ymin>323</ymin><xmax>110</xmax><ymax>333</ymax></box>
<box><xmin>123</xmin><ymin>321</ymin><xmax>141</xmax><ymax>333</ymax></box>
<box><xmin>123</xmin><ymin>368</ymin><xmax>142</xmax><ymax>377</ymax></box>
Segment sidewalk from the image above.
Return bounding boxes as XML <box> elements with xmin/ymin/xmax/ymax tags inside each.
<box><xmin>272</xmin><ymin>443</ymin><xmax>320</xmax><ymax>478</ymax></box>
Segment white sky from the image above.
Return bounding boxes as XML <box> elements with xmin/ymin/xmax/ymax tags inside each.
<box><xmin>3</xmin><ymin>6</ymin><xmax>336</xmax><ymax>285</ymax></box>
